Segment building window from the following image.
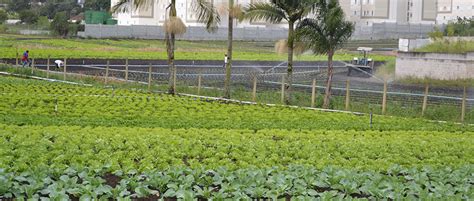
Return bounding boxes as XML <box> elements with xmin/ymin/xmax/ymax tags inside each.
<box><xmin>354</xmin><ymin>11</ymin><xmax>357</xmax><ymax>15</ymax></box>
<box><xmin>371</xmin><ymin>11</ymin><xmax>374</xmax><ymax>16</ymax></box>
<box><xmin>457</xmin><ymin>6</ymin><xmax>459</xmax><ymax>10</ymax></box>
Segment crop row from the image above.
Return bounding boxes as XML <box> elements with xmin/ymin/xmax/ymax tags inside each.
<box><xmin>1</xmin><ymin>124</ymin><xmax>472</xmax><ymax>172</ymax></box>
<box><xmin>1</xmin><ymin>77</ymin><xmax>471</xmax><ymax>131</ymax></box>
<box><xmin>1</xmin><ymin>165</ymin><xmax>472</xmax><ymax>200</ymax></box>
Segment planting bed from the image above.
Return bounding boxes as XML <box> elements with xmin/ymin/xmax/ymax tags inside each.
<box><xmin>0</xmin><ymin>76</ymin><xmax>472</xmax><ymax>200</ymax></box>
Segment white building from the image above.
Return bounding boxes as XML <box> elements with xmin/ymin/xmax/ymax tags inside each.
<box><xmin>341</xmin><ymin>0</ymin><xmax>473</xmax><ymax>26</ymax></box>
<box><xmin>111</xmin><ymin>0</ymin><xmax>287</xmax><ymax>28</ymax></box>
<box><xmin>436</xmin><ymin>0</ymin><xmax>474</xmax><ymax>24</ymax></box>
<box><xmin>112</xmin><ymin>0</ymin><xmax>473</xmax><ymax>28</ymax></box>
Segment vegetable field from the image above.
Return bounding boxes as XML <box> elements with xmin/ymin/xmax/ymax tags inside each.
<box><xmin>0</xmin><ymin>34</ymin><xmax>395</xmax><ymax>61</ymax></box>
<box><xmin>0</xmin><ymin>76</ymin><xmax>473</xmax><ymax>200</ymax></box>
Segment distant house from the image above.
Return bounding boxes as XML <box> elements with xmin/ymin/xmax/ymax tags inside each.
<box><xmin>70</xmin><ymin>13</ymin><xmax>85</xmax><ymax>23</ymax></box>
<box><xmin>77</xmin><ymin>0</ymin><xmax>85</xmax><ymax>7</ymax></box>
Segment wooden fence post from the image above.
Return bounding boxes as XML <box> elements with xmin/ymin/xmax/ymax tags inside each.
<box><xmin>15</xmin><ymin>51</ymin><xmax>19</xmax><ymax>66</ymax></box>
<box><xmin>281</xmin><ymin>75</ymin><xmax>285</xmax><ymax>104</ymax></box>
<box><xmin>148</xmin><ymin>64</ymin><xmax>152</xmax><ymax>92</ymax></box>
<box><xmin>105</xmin><ymin>60</ymin><xmax>110</xmax><ymax>84</ymax></box>
<box><xmin>197</xmin><ymin>74</ymin><xmax>202</xmax><ymax>95</ymax></box>
<box><xmin>345</xmin><ymin>79</ymin><xmax>351</xmax><ymax>111</ymax></box>
<box><xmin>311</xmin><ymin>78</ymin><xmax>316</xmax><ymax>108</ymax></box>
<box><xmin>125</xmin><ymin>58</ymin><xmax>129</xmax><ymax>81</ymax></box>
<box><xmin>252</xmin><ymin>75</ymin><xmax>257</xmax><ymax>102</ymax></box>
<box><xmin>382</xmin><ymin>80</ymin><xmax>387</xmax><ymax>115</ymax></box>
<box><xmin>31</xmin><ymin>58</ymin><xmax>35</xmax><ymax>74</ymax></box>
<box><xmin>461</xmin><ymin>86</ymin><xmax>467</xmax><ymax>122</ymax></box>
<box><xmin>173</xmin><ymin>67</ymin><xmax>177</xmax><ymax>92</ymax></box>
<box><xmin>422</xmin><ymin>83</ymin><xmax>429</xmax><ymax>116</ymax></box>
<box><xmin>46</xmin><ymin>56</ymin><xmax>50</xmax><ymax>79</ymax></box>
<box><xmin>63</xmin><ymin>58</ymin><xmax>67</xmax><ymax>81</ymax></box>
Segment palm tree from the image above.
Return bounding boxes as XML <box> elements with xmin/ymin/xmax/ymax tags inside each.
<box><xmin>243</xmin><ymin>0</ymin><xmax>318</xmax><ymax>105</ymax></box>
<box><xmin>220</xmin><ymin>0</ymin><xmax>242</xmax><ymax>99</ymax></box>
<box><xmin>296</xmin><ymin>0</ymin><xmax>354</xmax><ymax>109</ymax></box>
<box><xmin>112</xmin><ymin>0</ymin><xmax>220</xmax><ymax>94</ymax></box>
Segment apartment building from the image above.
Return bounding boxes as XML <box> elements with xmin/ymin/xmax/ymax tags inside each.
<box><xmin>111</xmin><ymin>0</ymin><xmax>472</xmax><ymax>27</ymax></box>
<box><xmin>111</xmin><ymin>0</ymin><xmax>287</xmax><ymax>28</ymax></box>
<box><xmin>343</xmin><ymin>0</ymin><xmax>473</xmax><ymax>25</ymax></box>
<box><xmin>436</xmin><ymin>0</ymin><xmax>474</xmax><ymax>24</ymax></box>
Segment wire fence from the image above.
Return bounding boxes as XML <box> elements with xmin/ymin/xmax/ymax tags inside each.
<box><xmin>4</xmin><ymin>58</ymin><xmax>473</xmax><ymax>123</ymax></box>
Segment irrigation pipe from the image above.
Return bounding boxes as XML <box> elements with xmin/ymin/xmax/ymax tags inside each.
<box><xmin>0</xmin><ymin>71</ymin><xmax>93</xmax><ymax>86</ymax></box>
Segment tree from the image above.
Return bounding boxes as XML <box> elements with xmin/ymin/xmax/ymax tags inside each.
<box><xmin>19</xmin><ymin>9</ymin><xmax>39</xmax><ymax>24</ymax></box>
<box><xmin>296</xmin><ymin>0</ymin><xmax>353</xmax><ymax>109</ymax></box>
<box><xmin>113</xmin><ymin>0</ymin><xmax>219</xmax><ymax>95</ymax></box>
<box><xmin>218</xmin><ymin>0</ymin><xmax>242</xmax><ymax>99</ymax></box>
<box><xmin>36</xmin><ymin>16</ymin><xmax>50</xmax><ymax>30</ymax></box>
<box><xmin>50</xmin><ymin>11</ymin><xmax>69</xmax><ymax>37</ymax></box>
<box><xmin>7</xmin><ymin>0</ymin><xmax>30</xmax><ymax>13</ymax></box>
<box><xmin>40</xmin><ymin>0</ymin><xmax>83</xmax><ymax>19</ymax></box>
<box><xmin>0</xmin><ymin>9</ymin><xmax>7</xmax><ymax>24</ymax></box>
<box><xmin>243</xmin><ymin>0</ymin><xmax>318</xmax><ymax>105</ymax></box>
<box><xmin>84</xmin><ymin>0</ymin><xmax>111</xmax><ymax>11</ymax></box>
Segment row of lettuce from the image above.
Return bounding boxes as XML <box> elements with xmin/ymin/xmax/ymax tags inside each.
<box><xmin>1</xmin><ymin>77</ymin><xmax>471</xmax><ymax>131</ymax></box>
<box><xmin>1</xmin><ymin>124</ymin><xmax>472</xmax><ymax>172</ymax></box>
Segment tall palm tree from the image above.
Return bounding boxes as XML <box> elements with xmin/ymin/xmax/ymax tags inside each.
<box><xmin>296</xmin><ymin>0</ymin><xmax>354</xmax><ymax>109</ymax></box>
<box><xmin>243</xmin><ymin>0</ymin><xmax>318</xmax><ymax>105</ymax></box>
<box><xmin>220</xmin><ymin>0</ymin><xmax>241</xmax><ymax>99</ymax></box>
<box><xmin>112</xmin><ymin>0</ymin><xmax>220</xmax><ymax>94</ymax></box>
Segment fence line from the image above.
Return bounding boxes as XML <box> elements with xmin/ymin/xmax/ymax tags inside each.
<box><xmin>4</xmin><ymin>61</ymin><xmax>473</xmax><ymax>122</ymax></box>
<box><xmin>15</xmin><ymin>63</ymin><xmax>474</xmax><ymax>102</ymax></box>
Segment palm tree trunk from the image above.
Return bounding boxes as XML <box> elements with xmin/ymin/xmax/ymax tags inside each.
<box><xmin>285</xmin><ymin>21</ymin><xmax>294</xmax><ymax>105</ymax></box>
<box><xmin>323</xmin><ymin>50</ymin><xmax>334</xmax><ymax>109</ymax></box>
<box><xmin>167</xmin><ymin>1</ymin><xmax>177</xmax><ymax>95</ymax></box>
<box><xmin>224</xmin><ymin>0</ymin><xmax>234</xmax><ymax>99</ymax></box>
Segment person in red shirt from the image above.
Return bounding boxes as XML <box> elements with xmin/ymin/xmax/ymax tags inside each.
<box><xmin>21</xmin><ymin>50</ymin><xmax>31</xmax><ymax>67</ymax></box>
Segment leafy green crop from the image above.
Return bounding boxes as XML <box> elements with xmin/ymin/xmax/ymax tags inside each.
<box><xmin>0</xmin><ymin>165</ymin><xmax>472</xmax><ymax>200</ymax></box>
<box><xmin>0</xmin><ymin>77</ymin><xmax>470</xmax><ymax>132</ymax></box>
<box><xmin>0</xmin><ymin>124</ymin><xmax>472</xmax><ymax>172</ymax></box>
<box><xmin>0</xmin><ymin>76</ymin><xmax>472</xmax><ymax>199</ymax></box>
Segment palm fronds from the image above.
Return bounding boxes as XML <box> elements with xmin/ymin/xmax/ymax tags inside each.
<box><xmin>244</xmin><ymin>3</ymin><xmax>287</xmax><ymax>23</ymax></box>
<box><xmin>194</xmin><ymin>0</ymin><xmax>221</xmax><ymax>33</ymax></box>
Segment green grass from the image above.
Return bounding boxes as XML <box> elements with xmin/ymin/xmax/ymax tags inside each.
<box><xmin>397</xmin><ymin>76</ymin><xmax>474</xmax><ymax>87</ymax></box>
<box><xmin>415</xmin><ymin>40</ymin><xmax>474</xmax><ymax>54</ymax></box>
<box><xmin>0</xmin><ymin>34</ymin><xmax>395</xmax><ymax>61</ymax></box>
